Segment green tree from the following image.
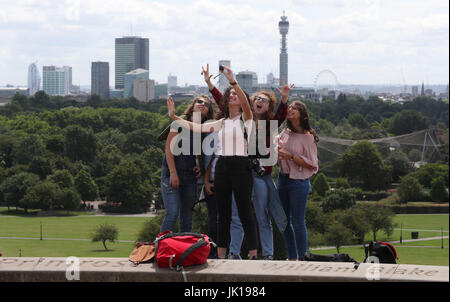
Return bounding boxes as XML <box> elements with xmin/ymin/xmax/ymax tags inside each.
<box><xmin>21</xmin><ymin>181</ymin><xmax>59</xmax><ymax>211</ymax></box>
<box><xmin>397</xmin><ymin>174</ymin><xmax>423</xmax><ymax>203</ymax></box>
<box><xmin>57</xmin><ymin>187</ymin><xmax>81</xmax><ymax>213</ymax></box>
<box><xmin>321</xmin><ymin>188</ymin><xmax>359</xmax><ymax>213</ymax></box>
<box><xmin>324</xmin><ymin>221</ymin><xmax>353</xmax><ymax>253</ymax></box>
<box><xmin>91</xmin><ymin>223</ymin><xmax>118</xmax><ymax>250</ymax></box>
<box><xmin>46</xmin><ymin>169</ymin><xmax>74</xmax><ymax>189</ymax></box>
<box><xmin>430</xmin><ymin>177</ymin><xmax>449</xmax><ymax>202</ymax></box>
<box><xmin>340</xmin><ymin>206</ymin><xmax>371</xmax><ymax>244</ymax></box>
<box><xmin>12</xmin><ymin>134</ymin><xmax>46</xmax><ymax>165</ymax></box>
<box><xmin>0</xmin><ymin>172</ymin><xmax>40</xmax><ymax>212</ymax></box>
<box><xmin>105</xmin><ymin>160</ymin><xmax>152</xmax><ymax>213</ymax></box>
<box><xmin>339</xmin><ymin>141</ymin><xmax>392</xmax><ymax>190</ymax></box>
<box><xmin>411</xmin><ymin>163</ymin><xmax>448</xmax><ymax>188</ymax></box>
<box><xmin>385</xmin><ymin>150</ymin><xmax>413</xmax><ymax>182</ymax></box>
<box><xmin>312</xmin><ymin>172</ymin><xmax>330</xmax><ymax>197</ymax></box>
<box><xmin>335</xmin><ymin>178</ymin><xmax>350</xmax><ymax>189</ymax></box>
<box><xmin>361</xmin><ymin>204</ymin><xmax>396</xmax><ymax>241</ymax></box>
<box><xmin>63</xmin><ymin>125</ymin><xmax>98</xmax><ymax>162</ymax></box>
<box><xmin>29</xmin><ymin>156</ymin><xmax>53</xmax><ymax>180</ymax></box>
<box><xmin>408</xmin><ymin>149</ymin><xmax>422</xmax><ymax>162</ymax></box>
<box><xmin>348</xmin><ymin>113</ymin><xmax>369</xmax><ymax>129</ymax></box>
<box><xmin>74</xmin><ymin>170</ymin><xmax>99</xmax><ymax>202</ymax></box>
<box><xmin>389</xmin><ymin>110</ymin><xmax>429</xmax><ymax>135</ymax></box>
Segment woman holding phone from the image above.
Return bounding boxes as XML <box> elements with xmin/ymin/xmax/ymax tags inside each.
<box><xmin>167</xmin><ymin>65</ymin><xmax>259</xmax><ymax>260</ymax></box>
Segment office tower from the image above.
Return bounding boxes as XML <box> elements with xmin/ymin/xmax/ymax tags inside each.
<box><xmin>124</xmin><ymin>68</ymin><xmax>149</xmax><ymax>98</ymax></box>
<box><xmin>267</xmin><ymin>72</ymin><xmax>275</xmax><ymax>85</ymax></box>
<box><xmin>28</xmin><ymin>62</ymin><xmax>41</xmax><ymax>95</ymax></box>
<box><xmin>115</xmin><ymin>36</ymin><xmax>149</xmax><ymax>89</ymax></box>
<box><xmin>411</xmin><ymin>86</ymin><xmax>418</xmax><ymax>97</ymax></box>
<box><xmin>42</xmin><ymin>66</ymin><xmax>69</xmax><ymax>96</ymax></box>
<box><xmin>236</xmin><ymin>71</ymin><xmax>254</xmax><ymax>94</ymax></box>
<box><xmin>91</xmin><ymin>62</ymin><xmax>110</xmax><ymax>99</ymax></box>
<box><xmin>217</xmin><ymin>60</ymin><xmax>231</xmax><ymax>93</ymax></box>
<box><xmin>133</xmin><ymin>78</ymin><xmax>155</xmax><ymax>102</ymax></box>
<box><xmin>168</xmin><ymin>74</ymin><xmax>177</xmax><ymax>89</ymax></box>
<box><xmin>421</xmin><ymin>82</ymin><xmax>425</xmax><ymax>96</ymax></box>
<box><xmin>279</xmin><ymin>12</ymin><xmax>289</xmax><ymax>86</ymax></box>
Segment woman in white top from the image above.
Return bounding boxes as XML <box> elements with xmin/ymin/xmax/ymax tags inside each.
<box><xmin>167</xmin><ymin>65</ymin><xmax>259</xmax><ymax>260</ymax></box>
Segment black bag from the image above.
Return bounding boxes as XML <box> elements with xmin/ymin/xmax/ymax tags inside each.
<box><xmin>301</xmin><ymin>252</ymin><xmax>357</xmax><ymax>263</ymax></box>
<box><xmin>364</xmin><ymin>241</ymin><xmax>398</xmax><ymax>264</ymax></box>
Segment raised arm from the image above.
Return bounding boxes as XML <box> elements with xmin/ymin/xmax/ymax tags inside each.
<box><xmin>274</xmin><ymin>77</ymin><xmax>294</xmax><ymax>125</ymax></box>
<box><xmin>221</xmin><ymin>66</ymin><xmax>252</xmax><ymax>122</ymax></box>
<box><xmin>202</xmin><ymin>64</ymin><xmax>224</xmax><ymax>110</ymax></box>
<box><xmin>167</xmin><ymin>97</ymin><xmax>221</xmax><ymax>133</ymax></box>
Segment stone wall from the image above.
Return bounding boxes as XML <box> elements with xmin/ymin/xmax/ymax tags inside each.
<box><xmin>0</xmin><ymin>257</ymin><xmax>448</xmax><ymax>282</ymax></box>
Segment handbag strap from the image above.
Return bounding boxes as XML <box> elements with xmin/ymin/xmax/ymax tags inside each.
<box><xmin>175</xmin><ymin>238</ymin><xmax>208</xmax><ymax>270</ymax></box>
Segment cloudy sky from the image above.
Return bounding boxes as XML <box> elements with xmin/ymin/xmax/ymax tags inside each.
<box><xmin>1</xmin><ymin>0</ymin><xmax>448</xmax><ymax>87</ymax></box>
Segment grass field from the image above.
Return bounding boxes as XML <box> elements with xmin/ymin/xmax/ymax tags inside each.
<box><xmin>0</xmin><ymin>209</ymin><xmax>448</xmax><ymax>266</ymax></box>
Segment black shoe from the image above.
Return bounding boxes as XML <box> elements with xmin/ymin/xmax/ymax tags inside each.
<box><xmin>263</xmin><ymin>255</ymin><xmax>273</xmax><ymax>260</ymax></box>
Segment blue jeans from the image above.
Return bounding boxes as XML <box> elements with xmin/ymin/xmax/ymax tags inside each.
<box><xmin>160</xmin><ymin>171</ymin><xmax>197</xmax><ymax>233</ymax></box>
<box><xmin>278</xmin><ymin>174</ymin><xmax>310</xmax><ymax>260</ymax></box>
<box><xmin>230</xmin><ymin>172</ymin><xmax>280</xmax><ymax>257</ymax></box>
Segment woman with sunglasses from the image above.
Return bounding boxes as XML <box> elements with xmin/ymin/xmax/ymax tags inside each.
<box><xmin>276</xmin><ymin>101</ymin><xmax>319</xmax><ymax>260</ymax></box>
<box><xmin>168</xmin><ymin>65</ymin><xmax>259</xmax><ymax>260</ymax></box>
<box><xmin>160</xmin><ymin>95</ymin><xmax>215</xmax><ymax>234</ymax></box>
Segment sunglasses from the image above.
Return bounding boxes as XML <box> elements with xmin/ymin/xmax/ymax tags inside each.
<box><xmin>196</xmin><ymin>99</ymin><xmax>210</xmax><ymax>107</ymax></box>
<box><xmin>254</xmin><ymin>96</ymin><xmax>270</xmax><ymax>103</ymax></box>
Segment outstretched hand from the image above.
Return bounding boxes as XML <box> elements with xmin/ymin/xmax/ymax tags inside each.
<box><xmin>201</xmin><ymin>64</ymin><xmax>213</xmax><ymax>83</ymax></box>
<box><xmin>276</xmin><ymin>77</ymin><xmax>294</xmax><ymax>101</ymax></box>
<box><xmin>167</xmin><ymin>97</ymin><xmax>175</xmax><ymax>119</ymax></box>
<box><xmin>221</xmin><ymin>65</ymin><xmax>235</xmax><ymax>83</ymax></box>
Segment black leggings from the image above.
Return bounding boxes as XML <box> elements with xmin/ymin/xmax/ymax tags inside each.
<box><xmin>214</xmin><ymin>156</ymin><xmax>258</xmax><ymax>250</ymax></box>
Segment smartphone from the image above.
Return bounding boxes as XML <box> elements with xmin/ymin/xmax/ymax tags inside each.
<box><xmin>219</xmin><ymin>65</ymin><xmax>224</xmax><ymax>72</ymax></box>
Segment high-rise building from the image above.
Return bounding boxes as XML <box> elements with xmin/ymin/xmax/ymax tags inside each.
<box><xmin>217</xmin><ymin>60</ymin><xmax>231</xmax><ymax>93</ymax></box>
<box><xmin>42</xmin><ymin>66</ymin><xmax>69</xmax><ymax>96</ymax></box>
<box><xmin>28</xmin><ymin>62</ymin><xmax>41</xmax><ymax>95</ymax></box>
<box><xmin>421</xmin><ymin>82</ymin><xmax>425</xmax><ymax>96</ymax></box>
<box><xmin>115</xmin><ymin>36</ymin><xmax>149</xmax><ymax>89</ymax></box>
<box><xmin>155</xmin><ymin>83</ymin><xmax>168</xmax><ymax>99</ymax></box>
<box><xmin>279</xmin><ymin>12</ymin><xmax>289</xmax><ymax>86</ymax></box>
<box><xmin>91</xmin><ymin>62</ymin><xmax>110</xmax><ymax>99</ymax></box>
<box><xmin>168</xmin><ymin>73</ymin><xmax>177</xmax><ymax>89</ymax></box>
<box><xmin>411</xmin><ymin>86</ymin><xmax>419</xmax><ymax>97</ymax></box>
<box><xmin>133</xmin><ymin>78</ymin><xmax>155</xmax><ymax>102</ymax></box>
<box><xmin>124</xmin><ymin>68</ymin><xmax>149</xmax><ymax>98</ymax></box>
<box><xmin>236</xmin><ymin>71</ymin><xmax>255</xmax><ymax>94</ymax></box>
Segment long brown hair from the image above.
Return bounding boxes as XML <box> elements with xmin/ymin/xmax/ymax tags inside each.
<box><xmin>286</xmin><ymin>101</ymin><xmax>319</xmax><ymax>143</ymax></box>
<box><xmin>184</xmin><ymin>95</ymin><xmax>215</xmax><ymax>122</ymax></box>
<box><xmin>216</xmin><ymin>86</ymin><xmax>250</xmax><ymax>119</ymax></box>
<box><xmin>250</xmin><ymin>90</ymin><xmax>277</xmax><ymax>122</ymax></box>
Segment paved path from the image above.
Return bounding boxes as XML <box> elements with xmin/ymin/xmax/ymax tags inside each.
<box><xmin>310</xmin><ymin>236</ymin><xmax>448</xmax><ymax>251</ymax></box>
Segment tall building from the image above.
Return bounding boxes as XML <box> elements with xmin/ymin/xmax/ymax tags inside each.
<box><xmin>133</xmin><ymin>78</ymin><xmax>155</xmax><ymax>102</ymax></box>
<box><xmin>421</xmin><ymin>82</ymin><xmax>425</xmax><ymax>96</ymax></box>
<box><xmin>236</xmin><ymin>71</ymin><xmax>255</xmax><ymax>94</ymax></box>
<box><xmin>168</xmin><ymin>73</ymin><xmax>178</xmax><ymax>89</ymax></box>
<box><xmin>28</xmin><ymin>62</ymin><xmax>41</xmax><ymax>95</ymax></box>
<box><xmin>411</xmin><ymin>85</ymin><xmax>419</xmax><ymax>97</ymax></box>
<box><xmin>279</xmin><ymin>12</ymin><xmax>289</xmax><ymax>86</ymax></box>
<box><xmin>42</xmin><ymin>66</ymin><xmax>69</xmax><ymax>96</ymax></box>
<box><xmin>91</xmin><ymin>62</ymin><xmax>110</xmax><ymax>99</ymax></box>
<box><xmin>115</xmin><ymin>36</ymin><xmax>149</xmax><ymax>89</ymax></box>
<box><xmin>217</xmin><ymin>60</ymin><xmax>231</xmax><ymax>93</ymax></box>
<box><xmin>155</xmin><ymin>83</ymin><xmax>168</xmax><ymax>99</ymax></box>
<box><xmin>124</xmin><ymin>68</ymin><xmax>149</xmax><ymax>98</ymax></box>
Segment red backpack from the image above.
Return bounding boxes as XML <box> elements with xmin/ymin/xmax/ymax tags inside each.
<box><xmin>154</xmin><ymin>231</ymin><xmax>215</xmax><ymax>271</ymax></box>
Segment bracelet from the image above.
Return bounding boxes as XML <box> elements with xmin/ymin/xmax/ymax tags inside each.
<box><xmin>229</xmin><ymin>81</ymin><xmax>237</xmax><ymax>86</ymax></box>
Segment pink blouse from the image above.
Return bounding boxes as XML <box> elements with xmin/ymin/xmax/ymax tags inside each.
<box><xmin>275</xmin><ymin>128</ymin><xmax>319</xmax><ymax>180</ymax></box>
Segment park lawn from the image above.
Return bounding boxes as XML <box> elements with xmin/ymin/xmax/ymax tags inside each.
<box><xmin>362</xmin><ymin>214</ymin><xmax>449</xmax><ymax>242</ymax></box>
<box><xmin>400</xmin><ymin>239</ymin><xmax>448</xmax><ymax>247</ymax></box>
<box><xmin>0</xmin><ymin>238</ymin><xmax>136</xmax><ymax>258</ymax></box>
<box><xmin>0</xmin><ymin>215</ymin><xmax>150</xmax><ymax>241</ymax></box>
<box><xmin>311</xmin><ymin>245</ymin><xmax>449</xmax><ymax>266</ymax></box>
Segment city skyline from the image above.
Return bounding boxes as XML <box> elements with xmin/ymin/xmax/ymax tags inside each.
<box><xmin>1</xmin><ymin>0</ymin><xmax>448</xmax><ymax>87</ymax></box>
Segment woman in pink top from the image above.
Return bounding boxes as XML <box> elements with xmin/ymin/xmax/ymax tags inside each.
<box><xmin>275</xmin><ymin>101</ymin><xmax>319</xmax><ymax>260</ymax></box>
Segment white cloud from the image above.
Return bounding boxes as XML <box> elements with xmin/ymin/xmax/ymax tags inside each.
<box><xmin>0</xmin><ymin>0</ymin><xmax>448</xmax><ymax>86</ymax></box>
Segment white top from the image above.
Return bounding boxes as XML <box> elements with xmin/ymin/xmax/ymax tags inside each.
<box><xmin>216</xmin><ymin>114</ymin><xmax>253</xmax><ymax>157</ymax></box>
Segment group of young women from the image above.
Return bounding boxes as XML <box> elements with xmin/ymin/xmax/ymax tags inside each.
<box><xmin>160</xmin><ymin>64</ymin><xmax>319</xmax><ymax>261</ymax></box>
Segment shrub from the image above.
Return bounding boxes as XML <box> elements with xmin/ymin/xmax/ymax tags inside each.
<box><xmin>321</xmin><ymin>188</ymin><xmax>359</xmax><ymax>213</ymax></box>
<box><xmin>397</xmin><ymin>174</ymin><xmax>424</xmax><ymax>204</ymax></box>
<box><xmin>335</xmin><ymin>178</ymin><xmax>350</xmax><ymax>189</ymax></box>
<box><xmin>430</xmin><ymin>177</ymin><xmax>449</xmax><ymax>202</ymax></box>
<box><xmin>312</xmin><ymin>173</ymin><xmax>330</xmax><ymax>197</ymax></box>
